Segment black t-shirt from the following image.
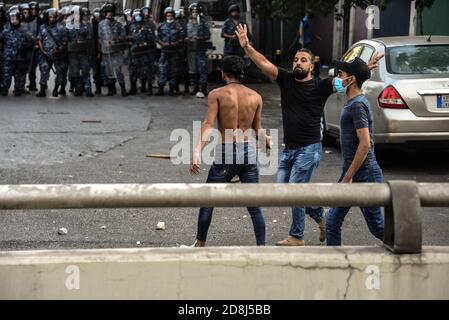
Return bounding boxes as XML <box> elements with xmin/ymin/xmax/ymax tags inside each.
<box><xmin>276</xmin><ymin>68</ymin><xmax>334</xmax><ymax>148</ymax></box>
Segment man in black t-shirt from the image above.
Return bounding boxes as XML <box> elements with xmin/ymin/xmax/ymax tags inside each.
<box><xmin>235</xmin><ymin>24</ymin><xmax>383</xmax><ymax>246</ymax></box>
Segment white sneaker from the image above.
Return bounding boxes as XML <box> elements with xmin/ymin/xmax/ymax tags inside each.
<box><xmin>196</xmin><ymin>91</ymin><xmax>205</xmax><ymax>99</ymax></box>
<box><xmin>180</xmin><ymin>241</ymin><xmax>197</xmax><ymax>248</ymax></box>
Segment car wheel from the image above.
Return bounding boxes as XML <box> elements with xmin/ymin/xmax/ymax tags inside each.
<box><xmin>322</xmin><ymin>118</ymin><xmax>337</xmax><ymax>147</ymax></box>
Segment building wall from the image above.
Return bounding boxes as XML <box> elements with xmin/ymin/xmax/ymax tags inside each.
<box><xmin>373</xmin><ymin>0</ymin><xmax>410</xmax><ymax>38</ymax></box>
<box><xmin>352</xmin><ymin>7</ymin><xmax>368</xmax><ymax>44</ymax></box>
<box><xmin>419</xmin><ymin>0</ymin><xmax>449</xmax><ymax>36</ymax></box>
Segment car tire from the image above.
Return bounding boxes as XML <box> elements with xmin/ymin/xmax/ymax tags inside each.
<box><xmin>322</xmin><ymin>118</ymin><xmax>337</xmax><ymax>147</ymax></box>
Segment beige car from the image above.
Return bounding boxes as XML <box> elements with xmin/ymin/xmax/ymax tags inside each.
<box><xmin>323</xmin><ymin>36</ymin><xmax>449</xmax><ymax>147</ymax></box>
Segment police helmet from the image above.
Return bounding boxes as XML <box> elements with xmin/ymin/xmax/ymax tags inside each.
<box><xmin>228</xmin><ymin>4</ymin><xmax>240</xmax><ymax>14</ymax></box>
<box><xmin>29</xmin><ymin>1</ymin><xmax>39</xmax><ymax>14</ymax></box>
<box><xmin>141</xmin><ymin>6</ymin><xmax>150</xmax><ymax>16</ymax></box>
<box><xmin>188</xmin><ymin>3</ymin><xmax>199</xmax><ymax>13</ymax></box>
<box><xmin>82</xmin><ymin>7</ymin><xmax>90</xmax><ymax>16</ymax></box>
<box><xmin>103</xmin><ymin>3</ymin><xmax>116</xmax><ymax>16</ymax></box>
<box><xmin>19</xmin><ymin>3</ymin><xmax>30</xmax><ymax>13</ymax></box>
<box><xmin>44</xmin><ymin>8</ymin><xmax>58</xmax><ymax>22</ymax></box>
<box><xmin>164</xmin><ymin>6</ymin><xmax>175</xmax><ymax>16</ymax></box>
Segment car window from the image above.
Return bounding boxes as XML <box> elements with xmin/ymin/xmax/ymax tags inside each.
<box><xmin>359</xmin><ymin>46</ymin><xmax>375</xmax><ymax>64</ymax></box>
<box><xmin>387</xmin><ymin>45</ymin><xmax>449</xmax><ymax>74</ymax></box>
<box><xmin>343</xmin><ymin>45</ymin><xmax>363</xmax><ymax>62</ymax></box>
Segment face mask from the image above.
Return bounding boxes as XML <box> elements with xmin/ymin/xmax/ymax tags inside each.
<box><xmin>135</xmin><ymin>15</ymin><xmax>142</xmax><ymax>22</ymax></box>
<box><xmin>167</xmin><ymin>18</ymin><xmax>174</xmax><ymax>23</ymax></box>
<box><xmin>334</xmin><ymin>76</ymin><xmax>352</xmax><ymax>94</ymax></box>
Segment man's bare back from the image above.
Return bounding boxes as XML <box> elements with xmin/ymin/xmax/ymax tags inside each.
<box><xmin>210</xmin><ymin>83</ymin><xmax>262</xmax><ymax>143</ymax></box>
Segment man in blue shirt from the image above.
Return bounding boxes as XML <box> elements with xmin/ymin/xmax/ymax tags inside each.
<box><xmin>298</xmin><ymin>10</ymin><xmax>320</xmax><ymax>51</ymax></box>
<box><xmin>326</xmin><ymin>57</ymin><xmax>384</xmax><ymax>246</ymax></box>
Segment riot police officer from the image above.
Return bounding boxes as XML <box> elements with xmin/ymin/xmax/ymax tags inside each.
<box><xmin>128</xmin><ymin>8</ymin><xmax>157</xmax><ymax>96</ymax></box>
<box><xmin>22</xmin><ymin>2</ymin><xmax>41</xmax><ymax>91</ymax></box>
<box><xmin>66</xmin><ymin>5</ymin><xmax>94</xmax><ymax>97</ymax></box>
<box><xmin>141</xmin><ymin>6</ymin><xmax>157</xmax><ymax>32</ymax></box>
<box><xmin>36</xmin><ymin>8</ymin><xmax>68</xmax><ymax>97</ymax></box>
<box><xmin>221</xmin><ymin>4</ymin><xmax>252</xmax><ymax>58</ymax></box>
<box><xmin>91</xmin><ymin>7</ymin><xmax>103</xmax><ymax>94</ymax></box>
<box><xmin>156</xmin><ymin>7</ymin><xmax>184</xmax><ymax>96</ymax></box>
<box><xmin>0</xmin><ymin>8</ymin><xmax>34</xmax><ymax>96</ymax></box>
<box><xmin>186</xmin><ymin>3</ymin><xmax>210</xmax><ymax>98</ymax></box>
<box><xmin>98</xmin><ymin>3</ymin><xmax>128</xmax><ymax>96</ymax></box>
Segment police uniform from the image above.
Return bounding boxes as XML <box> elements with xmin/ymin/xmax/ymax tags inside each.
<box><xmin>221</xmin><ymin>18</ymin><xmax>252</xmax><ymax>58</ymax></box>
<box><xmin>98</xmin><ymin>17</ymin><xmax>127</xmax><ymax>95</ymax></box>
<box><xmin>186</xmin><ymin>16</ymin><xmax>210</xmax><ymax>96</ymax></box>
<box><xmin>37</xmin><ymin>21</ymin><xmax>68</xmax><ymax>97</ymax></box>
<box><xmin>66</xmin><ymin>19</ymin><xmax>93</xmax><ymax>96</ymax></box>
<box><xmin>0</xmin><ymin>22</ymin><xmax>34</xmax><ymax>95</ymax></box>
<box><xmin>157</xmin><ymin>18</ymin><xmax>184</xmax><ymax>95</ymax></box>
<box><xmin>129</xmin><ymin>19</ymin><xmax>156</xmax><ymax>95</ymax></box>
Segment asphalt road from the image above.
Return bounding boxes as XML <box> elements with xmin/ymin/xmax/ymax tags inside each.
<box><xmin>0</xmin><ymin>83</ymin><xmax>448</xmax><ymax>250</ymax></box>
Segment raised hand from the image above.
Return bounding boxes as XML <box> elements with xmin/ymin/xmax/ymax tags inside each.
<box><xmin>235</xmin><ymin>23</ymin><xmax>249</xmax><ymax>49</ymax></box>
<box><xmin>368</xmin><ymin>52</ymin><xmax>385</xmax><ymax>70</ymax></box>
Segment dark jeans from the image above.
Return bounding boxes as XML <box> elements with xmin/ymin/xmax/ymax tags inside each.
<box><xmin>326</xmin><ymin>162</ymin><xmax>385</xmax><ymax>246</ymax></box>
<box><xmin>196</xmin><ymin>143</ymin><xmax>266</xmax><ymax>245</ymax></box>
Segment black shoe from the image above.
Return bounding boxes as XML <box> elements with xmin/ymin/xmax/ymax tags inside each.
<box><xmin>107</xmin><ymin>84</ymin><xmax>115</xmax><ymax>96</ymax></box>
<box><xmin>112</xmin><ymin>85</ymin><xmax>117</xmax><ymax>95</ymax></box>
<box><xmin>174</xmin><ymin>84</ymin><xmax>180</xmax><ymax>93</ymax></box>
<box><xmin>147</xmin><ymin>87</ymin><xmax>153</xmax><ymax>96</ymax></box>
<box><xmin>184</xmin><ymin>83</ymin><xmax>190</xmax><ymax>94</ymax></box>
<box><xmin>141</xmin><ymin>80</ymin><xmax>147</xmax><ymax>93</ymax></box>
<box><xmin>95</xmin><ymin>85</ymin><xmax>102</xmax><ymax>94</ymax></box>
<box><xmin>74</xmin><ymin>87</ymin><xmax>83</xmax><ymax>96</ymax></box>
<box><xmin>86</xmin><ymin>89</ymin><xmax>94</xmax><ymax>97</ymax></box>
<box><xmin>59</xmin><ymin>86</ymin><xmax>66</xmax><ymax>96</ymax></box>
<box><xmin>36</xmin><ymin>85</ymin><xmax>47</xmax><ymax>97</ymax></box>
<box><xmin>52</xmin><ymin>86</ymin><xmax>59</xmax><ymax>97</ymax></box>
<box><xmin>155</xmin><ymin>84</ymin><xmax>164</xmax><ymax>96</ymax></box>
<box><xmin>120</xmin><ymin>84</ymin><xmax>128</xmax><ymax>97</ymax></box>
<box><xmin>129</xmin><ymin>81</ymin><xmax>137</xmax><ymax>95</ymax></box>
<box><xmin>28</xmin><ymin>83</ymin><xmax>38</xmax><ymax>91</ymax></box>
<box><xmin>201</xmin><ymin>85</ymin><xmax>208</xmax><ymax>97</ymax></box>
<box><xmin>168</xmin><ymin>84</ymin><xmax>175</xmax><ymax>96</ymax></box>
<box><xmin>191</xmin><ymin>85</ymin><xmax>199</xmax><ymax>96</ymax></box>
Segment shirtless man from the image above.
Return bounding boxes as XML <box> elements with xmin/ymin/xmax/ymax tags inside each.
<box><xmin>189</xmin><ymin>55</ymin><xmax>271</xmax><ymax>247</ymax></box>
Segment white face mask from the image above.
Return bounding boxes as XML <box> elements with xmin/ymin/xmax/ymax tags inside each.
<box><xmin>166</xmin><ymin>18</ymin><xmax>174</xmax><ymax>23</ymax></box>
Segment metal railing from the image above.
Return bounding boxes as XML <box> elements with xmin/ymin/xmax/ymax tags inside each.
<box><xmin>1</xmin><ymin>181</ymin><xmax>448</xmax><ymax>254</ymax></box>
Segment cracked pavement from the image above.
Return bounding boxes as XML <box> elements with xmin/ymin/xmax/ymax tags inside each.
<box><xmin>0</xmin><ymin>83</ymin><xmax>449</xmax><ymax>250</ymax></box>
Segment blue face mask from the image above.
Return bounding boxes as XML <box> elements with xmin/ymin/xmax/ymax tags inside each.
<box><xmin>334</xmin><ymin>76</ymin><xmax>352</xmax><ymax>94</ymax></box>
<box><xmin>135</xmin><ymin>15</ymin><xmax>142</xmax><ymax>22</ymax></box>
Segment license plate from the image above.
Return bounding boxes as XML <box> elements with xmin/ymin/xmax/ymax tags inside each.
<box><xmin>437</xmin><ymin>95</ymin><xmax>449</xmax><ymax>108</ymax></box>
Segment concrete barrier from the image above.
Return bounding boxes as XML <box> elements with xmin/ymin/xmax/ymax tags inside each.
<box><xmin>1</xmin><ymin>246</ymin><xmax>449</xmax><ymax>299</ymax></box>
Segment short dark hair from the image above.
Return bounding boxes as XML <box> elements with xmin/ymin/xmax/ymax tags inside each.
<box><xmin>296</xmin><ymin>48</ymin><xmax>315</xmax><ymax>63</ymax></box>
<box><xmin>221</xmin><ymin>55</ymin><xmax>244</xmax><ymax>81</ymax></box>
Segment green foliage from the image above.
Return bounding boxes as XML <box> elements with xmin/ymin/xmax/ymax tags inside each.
<box><xmin>251</xmin><ymin>0</ymin><xmax>388</xmax><ymax>22</ymax></box>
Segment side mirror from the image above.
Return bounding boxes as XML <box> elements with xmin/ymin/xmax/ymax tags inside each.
<box><xmin>328</xmin><ymin>68</ymin><xmax>336</xmax><ymax>77</ymax></box>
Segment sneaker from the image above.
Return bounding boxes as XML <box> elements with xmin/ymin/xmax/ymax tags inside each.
<box><xmin>195</xmin><ymin>91</ymin><xmax>205</xmax><ymax>99</ymax></box>
<box><xmin>275</xmin><ymin>236</ymin><xmax>305</xmax><ymax>246</ymax></box>
<box><xmin>317</xmin><ymin>219</ymin><xmax>326</xmax><ymax>243</ymax></box>
<box><xmin>180</xmin><ymin>240</ymin><xmax>204</xmax><ymax>248</ymax></box>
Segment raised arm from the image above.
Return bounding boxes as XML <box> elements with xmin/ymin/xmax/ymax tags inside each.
<box><xmin>235</xmin><ymin>24</ymin><xmax>278</xmax><ymax>81</ymax></box>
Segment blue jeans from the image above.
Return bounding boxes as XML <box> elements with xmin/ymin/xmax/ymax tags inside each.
<box><xmin>196</xmin><ymin>143</ymin><xmax>266</xmax><ymax>245</ymax></box>
<box><xmin>326</xmin><ymin>162</ymin><xmax>385</xmax><ymax>246</ymax></box>
<box><xmin>277</xmin><ymin>142</ymin><xmax>323</xmax><ymax>240</ymax></box>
